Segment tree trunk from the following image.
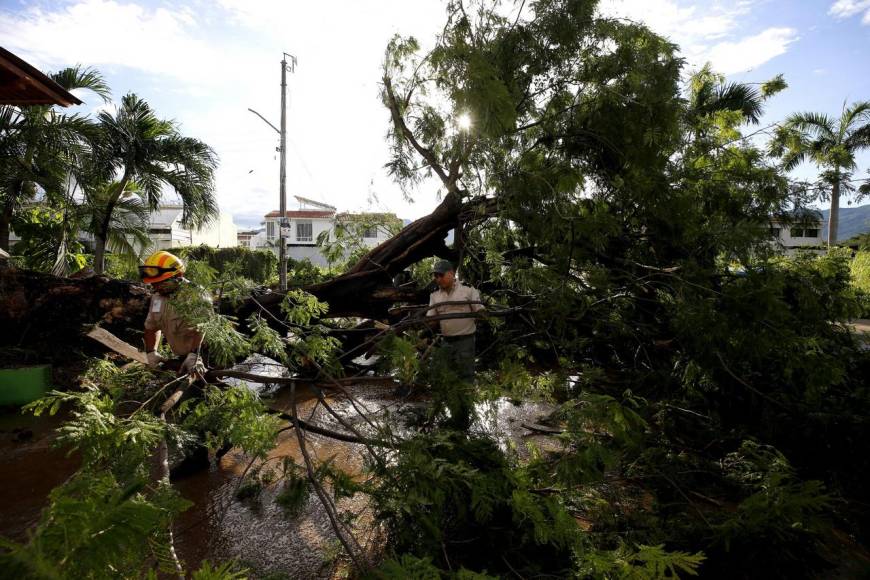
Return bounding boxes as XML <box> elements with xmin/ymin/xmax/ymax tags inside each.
<box><xmin>827</xmin><ymin>178</ymin><xmax>840</xmax><ymax>247</ymax></box>
<box><xmin>93</xmin><ymin>174</ymin><xmax>131</xmax><ymax>274</ymax></box>
<box><xmin>0</xmin><ymin>267</ymin><xmax>151</xmax><ymax>355</ymax></box>
<box><xmin>0</xmin><ymin>200</ymin><xmax>12</xmax><ymax>252</ymax></box>
<box><xmin>235</xmin><ymin>194</ymin><xmax>497</xmax><ymax>320</ymax></box>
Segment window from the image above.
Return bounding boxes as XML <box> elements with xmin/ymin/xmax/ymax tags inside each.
<box><xmin>363</xmin><ymin>226</ymin><xmax>378</xmax><ymax>239</ymax></box>
<box><xmin>770</xmin><ymin>227</ymin><xmax>781</xmax><ymax>238</ymax></box>
<box><xmin>266</xmin><ymin>221</ymin><xmax>275</xmax><ymax>239</ymax></box>
<box><xmin>296</xmin><ymin>221</ymin><xmax>313</xmax><ymax>242</ymax></box>
<box><xmin>790</xmin><ymin>228</ymin><xmax>820</xmax><ymax>238</ymax></box>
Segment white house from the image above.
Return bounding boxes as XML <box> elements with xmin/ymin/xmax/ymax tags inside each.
<box><xmin>770</xmin><ymin>212</ymin><xmax>825</xmax><ymax>255</ymax></box>
<box><xmin>261</xmin><ymin>196</ymin><xmax>401</xmax><ymax>266</ymax></box>
<box><xmin>145</xmin><ymin>205</ymin><xmax>238</xmax><ymax>251</ymax></box>
<box><xmin>238</xmin><ymin>228</ymin><xmax>267</xmax><ymax>249</ymax></box>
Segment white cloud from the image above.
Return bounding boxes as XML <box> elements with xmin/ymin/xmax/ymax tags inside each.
<box><xmin>599</xmin><ymin>0</ymin><xmax>798</xmax><ymax>74</ymax></box>
<box><xmin>0</xmin><ymin>0</ymin><xmax>241</xmax><ymax>85</ymax></box>
<box><xmin>829</xmin><ymin>0</ymin><xmax>870</xmax><ymax>23</ymax></box>
<box><xmin>706</xmin><ymin>27</ymin><xmax>799</xmax><ymax>75</ymax></box>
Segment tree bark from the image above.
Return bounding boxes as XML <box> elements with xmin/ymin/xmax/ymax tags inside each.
<box><xmin>92</xmin><ymin>174</ymin><xmax>131</xmax><ymax>274</ymax></box>
<box><xmin>0</xmin><ymin>267</ymin><xmax>151</xmax><ymax>354</ymax></box>
<box><xmin>236</xmin><ymin>194</ymin><xmax>497</xmax><ymax>320</ymax></box>
<box><xmin>827</xmin><ymin>178</ymin><xmax>840</xmax><ymax>247</ymax></box>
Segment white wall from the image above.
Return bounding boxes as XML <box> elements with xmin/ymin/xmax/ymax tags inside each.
<box><xmin>190</xmin><ymin>212</ymin><xmax>238</xmax><ymax>248</ymax></box>
<box><xmin>773</xmin><ymin>222</ymin><xmax>823</xmax><ymax>248</ymax></box>
<box><xmin>263</xmin><ymin>216</ymin><xmax>332</xmax><ymax>245</ymax></box>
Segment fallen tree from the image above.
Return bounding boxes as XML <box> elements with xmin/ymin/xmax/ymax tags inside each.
<box><xmin>0</xmin><ymin>193</ymin><xmax>497</xmax><ymax>354</ymax></box>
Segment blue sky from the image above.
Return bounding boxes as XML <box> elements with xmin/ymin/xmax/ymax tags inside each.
<box><xmin>2</xmin><ymin>0</ymin><xmax>869</xmax><ymax>227</ymax></box>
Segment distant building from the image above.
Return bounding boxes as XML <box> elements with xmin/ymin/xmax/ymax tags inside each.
<box><xmin>770</xmin><ymin>211</ymin><xmax>825</xmax><ymax>255</ymax></box>
<box><xmin>335</xmin><ymin>212</ymin><xmax>399</xmax><ymax>248</ymax></box>
<box><xmin>238</xmin><ymin>228</ymin><xmax>266</xmax><ymax>249</ymax></box>
<box><xmin>145</xmin><ymin>205</ymin><xmax>238</xmax><ymax>251</ymax></box>
<box><xmin>261</xmin><ymin>196</ymin><xmax>401</xmax><ymax>266</ymax></box>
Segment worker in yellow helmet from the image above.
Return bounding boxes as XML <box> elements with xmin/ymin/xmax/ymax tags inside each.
<box><xmin>138</xmin><ymin>250</ymin><xmax>208</xmax><ymax>377</ymax></box>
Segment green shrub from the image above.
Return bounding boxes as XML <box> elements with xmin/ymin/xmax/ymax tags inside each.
<box><xmin>178</xmin><ymin>245</ymin><xmax>276</xmax><ymax>284</ymax></box>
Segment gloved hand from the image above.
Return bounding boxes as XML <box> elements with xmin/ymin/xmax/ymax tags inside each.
<box><xmin>179</xmin><ymin>352</ymin><xmax>205</xmax><ymax>377</ymax></box>
<box><xmin>146</xmin><ymin>351</ymin><xmax>165</xmax><ymax>368</ymax></box>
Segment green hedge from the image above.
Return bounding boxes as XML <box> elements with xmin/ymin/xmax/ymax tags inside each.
<box><xmin>176</xmin><ymin>245</ymin><xmax>277</xmax><ymax>284</ymax></box>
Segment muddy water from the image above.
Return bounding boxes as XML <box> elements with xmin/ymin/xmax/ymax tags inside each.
<box><xmin>0</xmin><ymin>407</ymin><xmax>80</xmax><ymax>542</ymax></box>
<box><xmin>0</xmin><ymin>359</ymin><xmax>557</xmax><ymax>579</ymax></box>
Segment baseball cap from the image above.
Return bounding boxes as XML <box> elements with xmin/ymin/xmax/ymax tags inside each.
<box><xmin>431</xmin><ymin>259</ymin><xmax>454</xmax><ymax>274</ymax></box>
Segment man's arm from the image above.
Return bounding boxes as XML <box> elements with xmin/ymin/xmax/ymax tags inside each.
<box><xmin>144</xmin><ymin>328</ymin><xmax>161</xmax><ymax>352</ymax></box>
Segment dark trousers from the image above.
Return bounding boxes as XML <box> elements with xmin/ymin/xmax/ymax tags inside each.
<box><xmin>443</xmin><ymin>334</ymin><xmax>476</xmax><ymax>383</ymax></box>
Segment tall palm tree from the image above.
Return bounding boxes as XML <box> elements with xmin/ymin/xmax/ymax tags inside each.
<box><xmin>770</xmin><ymin>101</ymin><xmax>870</xmax><ymax>245</ymax></box>
<box><xmin>0</xmin><ymin>66</ymin><xmax>110</xmax><ymax>250</ymax></box>
<box><xmin>91</xmin><ymin>93</ymin><xmax>218</xmax><ymax>273</ymax></box>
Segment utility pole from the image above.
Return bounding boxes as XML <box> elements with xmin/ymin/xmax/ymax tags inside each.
<box><xmin>278</xmin><ymin>53</ymin><xmax>296</xmax><ymax>291</ymax></box>
<box><xmin>247</xmin><ymin>52</ymin><xmax>296</xmax><ymax>291</ymax></box>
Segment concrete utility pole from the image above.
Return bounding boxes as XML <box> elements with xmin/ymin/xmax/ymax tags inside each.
<box><xmin>278</xmin><ymin>53</ymin><xmax>296</xmax><ymax>291</ymax></box>
<box><xmin>247</xmin><ymin>54</ymin><xmax>296</xmax><ymax>292</ymax></box>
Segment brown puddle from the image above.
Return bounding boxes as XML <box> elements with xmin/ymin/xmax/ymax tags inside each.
<box><xmin>0</xmin><ymin>408</ymin><xmax>80</xmax><ymax>542</ymax></box>
<box><xmin>0</xmin><ymin>372</ymin><xmax>556</xmax><ymax>579</ymax></box>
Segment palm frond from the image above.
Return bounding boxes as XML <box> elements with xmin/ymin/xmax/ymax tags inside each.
<box><xmin>783</xmin><ymin>112</ymin><xmax>836</xmax><ymax>141</ymax></box>
<box><xmin>841</xmin><ymin>100</ymin><xmax>870</xmax><ymax>131</ymax></box>
<box><xmin>49</xmin><ymin>66</ymin><xmax>111</xmax><ymax>102</ymax></box>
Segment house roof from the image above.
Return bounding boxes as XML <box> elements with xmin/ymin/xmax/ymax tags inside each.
<box><xmin>149</xmin><ymin>206</ymin><xmax>184</xmax><ymax>229</ymax></box>
<box><xmin>264</xmin><ymin>210</ymin><xmax>335</xmax><ymax>219</ymax></box>
<box><xmin>0</xmin><ymin>47</ymin><xmax>83</xmax><ymax>106</ymax></box>
<box><xmin>294</xmin><ymin>195</ymin><xmax>336</xmax><ymax>210</ymax></box>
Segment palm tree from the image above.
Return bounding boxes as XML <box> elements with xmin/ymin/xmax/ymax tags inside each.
<box><xmin>770</xmin><ymin>101</ymin><xmax>870</xmax><ymax>246</ymax></box>
<box><xmin>0</xmin><ymin>66</ymin><xmax>110</xmax><ymax>250</ymax></box>
<box><xmin>10</xmin><ymin>181</ymin><xmax>150</xmax><ymax>276</ymax></box>
<box><xmin>90</xmin><ymin>93</ymin><xmax>218</xmax><ymax>273</ymax></box>
<box><xmin>687</xmin><ymin>65</ymin><xmax>766</xmax><ymax>128</ymax></box>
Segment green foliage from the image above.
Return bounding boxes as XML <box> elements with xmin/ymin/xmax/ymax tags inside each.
<box><xmin>25</xmin><ymin>381</ymin><xmax>171</xmax><ymax>483</ymax></box>
<box><xmin>377</xmin><ymin>333</ymin><xmax>421</xmax><ymax>385</ymax></box>
<box><xmin>281</xmin><ymin>289</ymin><xmax>330</xmax><ymax>325</ymax></box>
<box><xmin>580</xmin><ymin>544</ymin><xmax>705</xmax><ymax>579</ymax></box>
<box><xmin>179</xmin><ymin>245</ymin><xmax>277</xmax><ymax>284</ymax></box>
<box><xmin>10</xmin><ymin>205</ymin><xmax>88</xmax><ymax>273</ymax></box>
<box><xmin>0</xmin><ymin>473</ymin><xmax>190</xmax><ymax>579</ymax></box>
<box><xmin>714</xmin><ymin>441</ymin><xmax>832</xmax><ymax>554</ymax></box>
<box><xmin>286</xmin><ymin>256</ymin><xmax>330</xmax><ymax>286</ymax></box>
<box><xmin>189</xmin><ymin>560</ymin><xmax>251</xmax><ymax>580</ymax></box>
<box><xmin>316</xmin><ymin>213</ymin><xmax>401</xmax><ymax>270</ymax></box>
<box><xmin>371</xmin><ymin>431</ymin><xmax>580</xmax><ymax>577</ymax></box>
<box><xmin>852</xmin><ymin>250</ymin><xmax>870</xmax><ymax>293</ymax></box>
<box><xmin>180</xmin><ymin>385</ymin><xmax>281</xmax><ymax>459</ymax></box>
<box><xmin>275</xmin><ymin>474</ymin><xmax>310</xmax><ymax>517</ymax></box>
<box><xmin>247</xmin><ymin>314</ymin><xmax>289</xmax><ymax>364</ymax></box>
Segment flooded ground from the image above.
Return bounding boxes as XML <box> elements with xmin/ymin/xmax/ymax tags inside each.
<box><xmin>0</xmin><ymin>357</ymin><xmax>558</xmax><ymax>578</ymax></box>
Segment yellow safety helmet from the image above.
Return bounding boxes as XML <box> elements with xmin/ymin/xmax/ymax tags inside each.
<box><xmin>139</xmin><ymin>251</ymin><xmax>185</xmax><ymax>284</ymax></box>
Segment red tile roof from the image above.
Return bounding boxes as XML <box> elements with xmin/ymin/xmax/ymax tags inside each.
<box><xmin>264</xmin><ymin>210</ymin><xmax>334</xmax><ymax>218</ymax></box>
